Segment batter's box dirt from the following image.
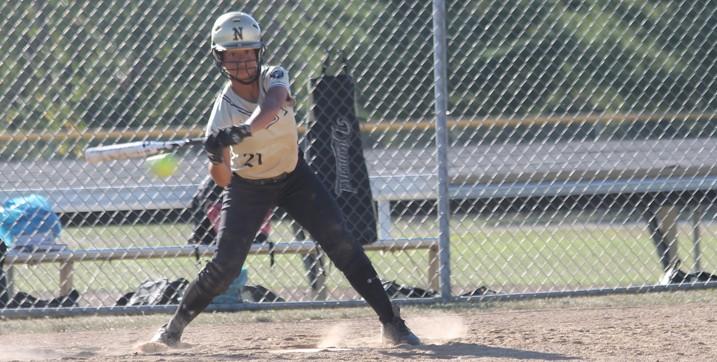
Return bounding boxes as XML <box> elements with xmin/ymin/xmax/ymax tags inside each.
<box><xmin>1</xmin><ymin>292</ymin><xmax>716</xmax><ymax>361</ymax></box>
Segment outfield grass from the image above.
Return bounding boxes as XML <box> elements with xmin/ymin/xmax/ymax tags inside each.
<box><xmin>8</xmin><ymin>213</ymin><xmax>717</xmax><ymax>304</ymax></box>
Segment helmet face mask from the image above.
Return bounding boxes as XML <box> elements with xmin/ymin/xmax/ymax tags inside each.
<box><xmin>211</xmin><ymin>12</ymin><xmax>264</xmax><ymax>84</ymax></box>
<box><xmin>216</xmin><ymin>48</ymin><xmax>260</xmax><ymax>84</ymax></box>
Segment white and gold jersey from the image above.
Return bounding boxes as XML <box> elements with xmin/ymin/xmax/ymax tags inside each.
<box><xmin>206</xmin><ymin>65</ymin><xmax>299</xmax><ymax>180</ymax></box>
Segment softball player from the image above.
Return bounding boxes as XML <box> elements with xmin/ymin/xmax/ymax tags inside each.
<box><xmin>151</xmin><ymin>11</ymin><xmax>419</xmax><ymax>347</ymax></box>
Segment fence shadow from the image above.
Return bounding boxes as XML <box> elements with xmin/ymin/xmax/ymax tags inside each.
<box><xmin>380</xmin><ymin>342</ymin><xmax>576</xmax><ymax>360</ymax></box>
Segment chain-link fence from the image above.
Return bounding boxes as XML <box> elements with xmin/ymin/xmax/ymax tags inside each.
<box><xmin>1</xmin><ymin>0</ymin><xmax>716</xmax><ymax>317</ymax></box>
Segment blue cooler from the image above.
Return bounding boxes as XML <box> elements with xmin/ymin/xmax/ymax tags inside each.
<box><xmin>210</xmin><ymin>267</ymin><xmax>249</xmax><ymax>304</ymax></box>
<box><xmin>0</xmin><ymin>195</ymin><xmax>63</xmax><ymax>251</ymax></box>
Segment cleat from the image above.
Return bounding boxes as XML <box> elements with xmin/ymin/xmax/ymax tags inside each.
<box><xmin>382</xmin><ymin>318</ymin><xmax>421</xmax><ymax>346</ymax></box>
<box><xmin>150</xmin><ymin>323</ymin><xmax>182</xmax><ymax>347</ymax></box>
<box><xmin>381</xmin><ymin>306</ymin><xmax>421</xmax><ymax>346</ymax></box>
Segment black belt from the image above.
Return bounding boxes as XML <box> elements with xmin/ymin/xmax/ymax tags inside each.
<box><xmin>234</xmin><ymin>172</ymin><xmax>290</xmax><ymax>185</ymax></box>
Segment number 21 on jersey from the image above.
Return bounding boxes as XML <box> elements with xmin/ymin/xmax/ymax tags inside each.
<box><xmin>242</xmin><ymin>153</ymin><xmax>263</xmax><ymax>167</ymax></box>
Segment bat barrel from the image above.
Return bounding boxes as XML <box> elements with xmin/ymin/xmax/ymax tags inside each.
<box><xmin>84</xmin><ymin>141</ymin><xmax>165</xmax><ymax>163</ymax></box>
<box><xmin>83</xmin><ymin>138</ymin><xmax>202</xmax><ymax>163</ymax></box>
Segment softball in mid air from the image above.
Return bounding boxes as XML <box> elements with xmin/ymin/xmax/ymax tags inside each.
<box><xmin>146</xmin><ymin>153</ymin><xmax>179</xmax><ymax>178</ymax></box>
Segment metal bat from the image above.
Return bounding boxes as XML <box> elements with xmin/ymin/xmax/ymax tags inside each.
<box><xmin>84</xmin><ymin>137</ymin><xmax>204</xmax><ymax>163</ymax></box>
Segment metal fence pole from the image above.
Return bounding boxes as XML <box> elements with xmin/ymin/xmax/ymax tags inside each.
<box><xmin>432</xmin><ymin>0</ymin><xmax>452</xmax><ymax>300</ymax></box>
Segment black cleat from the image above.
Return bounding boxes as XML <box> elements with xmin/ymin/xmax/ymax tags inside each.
<box><xmin>382</xmin><ymin>306</ymin><xmax>420</xmax><ymax>346</ymax></box>
<box><xmin>150</xmin><ymin>323</ymin><xmax>182</xmax><ymax>347</ymax></box>
<box><xmin>382</xmin><ymin>317</ymin><xmax>421</xmax><ymax>346</ymax></box>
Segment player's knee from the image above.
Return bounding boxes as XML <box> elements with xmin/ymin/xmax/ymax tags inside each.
<box><xmin>308</xmin><ymin>221</ymin><xmax>375</xmax><ymax>277</ymax></box>
<box><xmin>320</xmin><ymin>234</ymin><xmax>356</xmax><ymax>267</ymax></box>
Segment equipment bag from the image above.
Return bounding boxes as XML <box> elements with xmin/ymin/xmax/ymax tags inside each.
<box><xmin>304</xmin><ymin>51</ymin><xmax>377</xmax><ymax>245</ymax></box>
<box><xmin>382</xmin><ymin>280</ymin><xmax>437</xmax><ymax>298</ymax></box>
<box><xmin>1</xmin><ymin>290</ymin><xmax>79</xmax><ymax>309</ymax></box>
<box><xmin>241</xmin><ymin>284</ymin><xmax>285</xmax><ymax>303</ymax></box>
<box><xmin>115</xmin><ymin>278</ymin><xmax>188</xmax><ymax>306</ymax></box>
<box><xmin>210</xmin><ymin>267</ymin><xmax>249</xmax><ymax>305</ymax></box>
<box><xmin>0</xmin><ymin>241</ymin><xmax>79</xmax><ymax>308</ymax></box>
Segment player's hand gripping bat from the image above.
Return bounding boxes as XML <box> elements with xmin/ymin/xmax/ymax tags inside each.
<box><xmin>84</xmin><ymin>138</ymin><xmax>203</xmax><ymax>163</ymax></box>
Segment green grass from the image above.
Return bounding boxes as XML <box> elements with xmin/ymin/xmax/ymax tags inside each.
<box><xmin>8</xmin><ymin>214</ymin><xmax>717</xmax><ymax>303</ymax></box>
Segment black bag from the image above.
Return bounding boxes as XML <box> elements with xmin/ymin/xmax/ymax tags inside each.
<box><xmin>382</xmin><ymin>280</ymin><xmax>437</xmax><ymax>298</ymax></box>
<box><xmin>304</xmin><ymin>52</ymin><xmax>377</xmax><ymax>245</ymax></box>
<box><xmin>2</xmin><ymin>289</ymin><xmax>79</xmax><ymax>308</ymax></box>
<box><xmin>663</xmin><ymin>267</ymin><xmax>717</xmax><ymax>284</ymax></box>
<box><xmin>460</xmin><ymin>286</ymin><xmax>498</xmax><ymax>297</ymax></box>
<box><xmin>0</xmin><ymin>242</ymin><xmax>80</xmax><ymax>308</ymax></box>
<box><xmin>240</xmin><ymin>284</ymin><xmax>285</xmax><ymax>302</ymax></box>
<box><xmin>687</xmin><ymin>271</ymin><xmax>717</xmax><ymax>282</ymax></box>
<box><xmin>115</xmin><ymin>278</ymin><xmax>188</xmax><ymax>306</ymax></box>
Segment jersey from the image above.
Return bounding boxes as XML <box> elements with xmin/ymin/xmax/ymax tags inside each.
<box><xmin>206</xmin><ymin>65</ymin><xmax>299</xmax><ymax>180</ymax></box>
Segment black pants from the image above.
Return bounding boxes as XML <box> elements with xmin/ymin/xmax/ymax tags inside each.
<box><xmin>174</xmin><ymin>155</ymin><xmax>393</xmax><ymax>324</ymax></box>
<box><xmin>216</xmin><ymin>156</ymin><xmax>361</xmax><ymax>272</ymax></box>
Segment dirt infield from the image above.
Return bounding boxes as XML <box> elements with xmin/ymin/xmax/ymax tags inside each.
<box><xmin>1</xmin><ymin>290</ymin><xmax>716</xmax><ymax>361</ymax></box>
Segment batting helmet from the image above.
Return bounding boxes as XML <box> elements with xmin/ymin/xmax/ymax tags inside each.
<box><xmin>210</xmin><ymin>11</ymin><xmax>264</xmax><ymax>83</ymax></box>
<box><xmin>211</xmin><ymin>12</ymin><xmax>263</xmax><ymax>53</ymax></box>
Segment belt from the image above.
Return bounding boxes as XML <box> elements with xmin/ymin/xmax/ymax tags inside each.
<box><xmin>234</xmin><ymin>172</ymin><xmax>290</xmax><ymax>185</ymax></box>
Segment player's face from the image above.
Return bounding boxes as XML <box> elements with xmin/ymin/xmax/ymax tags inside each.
<box><xmin>222</xmin><ymin>48</ymin><xmax>258</xmax><ymax>83</ymax></box>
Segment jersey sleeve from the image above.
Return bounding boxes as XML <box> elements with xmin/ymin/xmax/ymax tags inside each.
<box><xmin>263</xmin><ymin>66</ymin><xmax>292</xmax><ymax>96</ymax></box>
<box><xmin>205</xmin><ymin>87</ymin><xmax>234</xmax><ymax>136</ymax></box>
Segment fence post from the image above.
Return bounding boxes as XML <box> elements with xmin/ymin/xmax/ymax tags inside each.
<box><xmin>432</xmin><ymin>0</ymin><xmax>452</xmax><ymax>300</ymax></box>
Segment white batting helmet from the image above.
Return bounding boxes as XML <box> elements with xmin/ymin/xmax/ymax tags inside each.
<box><xmin>211</xmin><ymin>12</ymin><xmax>263</xmax><ymax>53</ymax></box>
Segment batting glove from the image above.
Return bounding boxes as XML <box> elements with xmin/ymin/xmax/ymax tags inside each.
<box><xmin>216</xmin><ymin>124</ymin><xmax>252</xmax><ymax>146</ymax></box>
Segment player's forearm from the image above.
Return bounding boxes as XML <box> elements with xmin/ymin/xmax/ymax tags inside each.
<box><xmin>246</xmin><ymin>87</ymin><xmax>289</xmax><ymax>133</ymax></box>
<box><xmin>246</xmin><ymin>99</ymin><xmax>282</xmax><ymax>133</ymax></box>
<box><xmin>209</xmin><ymin>163</ymin><xmax>231</xmax><ymax>187</ymax></box>
<box><xmin>209</xmin><ymin>148</ymin><xmax>232</xmax><ymax>187</ymax></box>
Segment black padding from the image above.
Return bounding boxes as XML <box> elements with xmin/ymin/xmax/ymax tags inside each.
<box><xmin>304</xmin><ymin>73</ymin><xmax>377</xmax><ymax>245</ymax></box>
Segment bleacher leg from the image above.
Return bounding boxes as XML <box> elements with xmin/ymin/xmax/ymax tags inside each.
<box><xmin>428</xmin><ymin>245</ymin><xmax>439</xmax><ymax>291</ymax></box>
<box><xmin>377</xmin><ymin>200</ymin><xmax>392</xmax><ymax>240</ymax></box>
<box><xmin>60</xmin><ymin>261</ymin><xmax>74</xmax><ymax>296</ymax></box>
<box><xmin>692</xmin><ymin>206</ymin><xmax>704</xmax><ymax>273</ymax></box>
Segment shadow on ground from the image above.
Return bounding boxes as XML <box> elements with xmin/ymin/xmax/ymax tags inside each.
<box><xmin>381</xmin><ymin>342</ymin><xmax>576</xmax><ymax>360</ymax></box>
